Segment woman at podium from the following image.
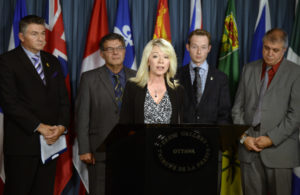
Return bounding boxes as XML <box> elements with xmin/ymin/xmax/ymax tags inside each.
<box><xmin>119</xmin><ymin>38</ymin><xmax>184</xmax><ymax>124</ymax></box>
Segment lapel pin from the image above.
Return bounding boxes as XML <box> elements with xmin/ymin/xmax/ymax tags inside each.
<box><xmin>46</xmin><ymin>63</ymin><xmax>50</xmax><ymax>67</ymax></box>
<box><xmin>210</xmin><ymin>76</ymin><xmax>214</xmax><ymax>80</ymax></box>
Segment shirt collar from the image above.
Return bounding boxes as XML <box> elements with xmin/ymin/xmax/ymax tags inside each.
<box><xmin>189</xmin><ymin>60</ymin><xmax>209</xmax><ymax>72</ymax></box>
<box><xmin>262</xmin><ymin>58</ymin><xmax>282</xmax><ymax>73</ymax></box>
<box><xmin>105</xmin><ymin>66</ymin><xmax>125</xmax><ymax>79</ymax></box>
<box><xmin>21</xmin><ymin>45</ymin><xmax>41</xmax><ymax>59</ymax></box>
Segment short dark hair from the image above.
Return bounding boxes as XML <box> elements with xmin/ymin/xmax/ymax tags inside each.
<box><xmin>187</xmin><ymin>29</ymin><xmax>211</xmax><ymax>45</ymax></box>
<box><xmin>263</xmin><ymin>28</ymin><xmax>288</xmax><ymax>48</ymax></box>
<box><xmin>99</xmin><ymin>33</ymin><xmax>125</xmax><ymax>50</ymax></box>
<box><xmin>19</xmin><ymin>15</ymin><xmax>45</xmax><ymax>34</ymax></box>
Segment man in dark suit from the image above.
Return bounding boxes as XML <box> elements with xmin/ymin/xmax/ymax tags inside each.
<box><xmin>232</xmin><ymin>28</ymin><xmax>300</xmax><ymax>195</ymax></box>
<box><xmin>0</xmin><ymin>15</ymin><xmax>70</xmax><ymax>195</ymax></box>
<box><xmin>75</xmin><ymin>33</ymin><xmax>136</xmax><ymax>195</ymax></box>
<box><xmin>177</xmin><ymin>29</ymin><xmax>231</xmax><ymax>124</ymax></box>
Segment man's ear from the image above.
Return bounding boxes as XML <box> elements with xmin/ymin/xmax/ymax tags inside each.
<box><xmin>186</xmin><ymin>43</ymin><xmax>190</xmax><ymax>52</ymax></box>
<box><xmin>208</xmin><ymin>45</ymin><xmax>212</xmax><ymax>53</ymax></box>
<box><xmin>18</xmin><ymin>32</ymin><xmax>24</xmax><ymax>43</ymax></box>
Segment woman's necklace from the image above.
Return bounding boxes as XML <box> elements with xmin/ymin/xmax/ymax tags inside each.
<box><xmin>154</xmin><ymin>90</ymin><xmax>158</xmax><ymax>98</ymax></box>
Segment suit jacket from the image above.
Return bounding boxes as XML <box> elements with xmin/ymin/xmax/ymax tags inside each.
<box><xmin>177</xmin><ymin>64</ymin><xmax>231</xmax><ymax>124</ymax></box>
<box><xmin>119</xmin><ymin>80</ymin><xmax>184</xmax><ymax>124</ymax></box>
<box><xmin>232</xmin><ymin>59</ymin><xmax>300</xmax><ymax>168</ymax></box>
<box><xmin>0</xmin><ymin>46</ymin><xmax>70</xmax><ymax>156</ymax></box>
<box><xmin>75</xmin><ymin>66</ymin><xmax>136</xmax><ymax>160</ymax></box>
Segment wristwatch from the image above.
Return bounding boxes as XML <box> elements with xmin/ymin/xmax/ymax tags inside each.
<box><xmin>240</xmin><ymin>134</ymin><xmax>248</xmax><ymax>144</ymax></box>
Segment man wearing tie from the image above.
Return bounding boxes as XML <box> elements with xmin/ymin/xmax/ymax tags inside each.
<box><xmin>177</xmin><ymin>29</ymin><xmax>231</xmax><ymax>124</ymax></box>
<box><xmin>232</xmin><ymin>28</ymin><xmax>300</xmax><ymax>195</ymax></box>
<box><xmin>75</xmin><ymin>33</ymin><xmax>136</xmax><ymax>195</ymax></box>
<box><xmin>0</xmin><ymin>15</ymin><xmax>70</xmax><ymax>195</ymax></box>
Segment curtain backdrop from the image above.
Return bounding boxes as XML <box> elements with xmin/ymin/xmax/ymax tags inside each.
<box><xmin>0</xmin><ymin>0</ymin><xmax>296</xmax><ymax>98</ymax></box>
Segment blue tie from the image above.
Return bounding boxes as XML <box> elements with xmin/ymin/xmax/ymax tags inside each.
<box><xmin>32</xmin><ymin>55</ymin><xmax>46</xmax><ymax>85</ymax></box>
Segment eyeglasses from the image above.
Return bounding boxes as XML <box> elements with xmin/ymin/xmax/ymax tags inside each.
<box><xmin>102</xmin><ymin>46</ymin><xmax>125</xmax><ymax>53</ymax></box>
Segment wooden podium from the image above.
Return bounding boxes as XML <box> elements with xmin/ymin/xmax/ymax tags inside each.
<box><xmin>100</xmin><ymin>124</ymin><xmax>247</xmax><ymax>195</ymax></box>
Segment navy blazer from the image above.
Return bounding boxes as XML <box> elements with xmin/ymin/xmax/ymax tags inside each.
<box><xmin>119</xmin><ymin>80</ymin><xmax>184</xmax><ymax>124</ymax></box>
<box><xmin>177</xmin><ymin>64</ymin><xmax>231</xmax><ymax>124</ymax></box>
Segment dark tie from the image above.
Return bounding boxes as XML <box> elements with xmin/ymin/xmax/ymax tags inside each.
<box><xmin>193</xmin><ymin>67</ymin><xmax>202</xmax><ymax>104</ymax></box>
<box><xmin>113</xmin><ymin>74</ymin><xmax>123</xmax><ymax>110</ymax></box>
<box><xmin>252</xmin><ymin>66</ymin><xmax>272</xmax><ymax>126</ymax></box>
<box><xmin>32</xmin><ymin>55</ymin><xmax>46</xmax><ymax>85</ymax></box>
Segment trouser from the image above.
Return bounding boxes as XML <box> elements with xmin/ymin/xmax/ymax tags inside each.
<box><xmin>240</xmin><ymin>154</ymin><xmax>292</xmax><ymax>195</ymax></box>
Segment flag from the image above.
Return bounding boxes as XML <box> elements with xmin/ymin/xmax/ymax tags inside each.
<box><xmin>153</xmin><ymin>0</ymin><xmax>171</xmax><ymax>42</ymax></box>
<box><xmin>287</xmin><ymin>1</ymin><xmax>300</xmax><ymax>65</ymax></box>
<box><xmin>218</xmin><ymin>0</ymin><xmax>239</xmax><ymax>99</ymax></box>
<box><xmin>8</xmin><ymin>0</ymin><xmax>27</xmax><ymax>51</ymax></box>
<box><xmin>182</xmin><ymin>0</ymin><xmax>202</xmax><ymax>66</ymax></box>
<box><xmin>113</xmin><ymin>0</ymin><xmax>137</xmax><ymax>70</ymax></box>
<box><xmin>43</xmin><ymin>0</ymin><xmax>73</xmax><ymax>194</ymax></box>
<box><xmin>75</xmin><ymin>0</ymin><xmax>110</xmax><ymax>192</ymax></box>
<box><xmin>289</xmin><ymin>2</ymin><xmax>300</xmax><ymax>195</ymax></box>
<box><xmin>0</xmin><ymin>0</ymin><xmax>27</xmax><ymax>192</ymax></box>
<box><xmin>249</xmin><ymin>0</ymin><xmax>271</xmax><ymax>62</ymax></box>
<box><xmin>292</xmin><ymin>167</ymin><xmax>300</xmax><ymax>195</ymax></box>
<box><xmin>218</xmin><ymin>0</ymin><xmax>242</xmax><ymax>194</ymax></box>
<box><xmin>80</xmin><ymin>0</ymin><xmax>109</xmax><ymax>73</ymax></box>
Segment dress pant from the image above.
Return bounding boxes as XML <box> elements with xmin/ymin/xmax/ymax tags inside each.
<box><xmin>4</xmin><ymin>155</ymin><xmax>57</xmax><ymax>195</ymax></box>
<box><xmin>88</xmin><ymin>161</ymin><xmax>105</xmax><ymax>195</ymax></box>
<box><xmin>240</xmin><ymin>154</ymin><xmax>292</xmax><ymax>195</ymax></box>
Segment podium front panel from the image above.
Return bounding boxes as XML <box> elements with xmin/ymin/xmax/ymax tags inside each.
<box><xmin>105</xmin><ymin>124</ymin><xmax>219</xmax><ymax>195</ymax></box>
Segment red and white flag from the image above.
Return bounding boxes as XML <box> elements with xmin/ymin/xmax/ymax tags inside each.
<box><xmin>73</xmin><ymin>0</ymin><xmax>109</xmax><ymax>193</ymax></box>
<box><xmin>44</xmin><ymin>0</ymin><xmax>73</xmax><ymax>194</ymax></box>
<box><xmin>80</xmin><ymin>0</ymin><xmax>109</xmax><ymax>73</ymax></box>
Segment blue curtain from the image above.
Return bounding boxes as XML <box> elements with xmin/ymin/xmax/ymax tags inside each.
<box><xmin>0</xmin><ymin>0</ymin><xmax>297</xmax><ymax>193</ymax></box>
<box><xmin>0</xmin><ymin>0</ymin><xmax>296</xmax><ymax>97</ymax></box>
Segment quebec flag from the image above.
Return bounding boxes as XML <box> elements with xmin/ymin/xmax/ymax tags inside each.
<box><xmin>113</xmin><ymin>0</ymin><xmax>136</xmax><ymax>70</ymax></box>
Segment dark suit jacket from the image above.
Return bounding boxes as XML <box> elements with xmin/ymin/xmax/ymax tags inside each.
<box><xmin>119</xmin><ymin>80</ymin><xmax>184</xmax><ymax>124</ymax></box>
<box><xmin>75</xmin><ymin>66</ymin><xmax>136</xmax><ymax>160</ymax></box>
<box><xmin>177</xmin><ymin>64</ymin><xmax>231</xmax><ymax>124</ymax></box>
<box><xmin>0</xmin><ymin>46</ymin><xmax>70</xmax><ymax>156</ymax></box>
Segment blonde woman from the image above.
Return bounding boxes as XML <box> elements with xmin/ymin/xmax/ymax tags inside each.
<box><xmin>119</xmin><ymin>38</ymin><xmax>184</xmax><ymax>124</ymax></box>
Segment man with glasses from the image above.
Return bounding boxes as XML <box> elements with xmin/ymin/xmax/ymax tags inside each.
<box><xmin>75</xmin><ymin>33</ymin><xmax>136</xmax><ymax>195</ymax></box>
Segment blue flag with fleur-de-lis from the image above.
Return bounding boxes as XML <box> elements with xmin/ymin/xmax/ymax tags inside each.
<box><xmin>113</xmin><ymin>0</ymin><xmax>136</xmax><ymax>70</ymax></box>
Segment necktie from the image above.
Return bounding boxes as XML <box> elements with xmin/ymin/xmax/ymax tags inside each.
<box><xmin>252</xmin><ymin>66</ymin><xmax>272</xmax><ymax>126</ymax></box>
<box><xmin>113</xmin><ymin>74</ymin><xmax>123</xmax><ymax>110</ymax></box>
<box><xmin>193</xmin><ymin>67</ymin><xmax>202</xmax><ymax>104</ymax></box>
<box><xmin>32</xmin><ymin>55</ymin><xmax>46</xmax><ymax>85</ymax></box>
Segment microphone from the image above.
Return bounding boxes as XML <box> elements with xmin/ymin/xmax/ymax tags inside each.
<box><xmin>170</xmin><ymin>77</ymin><xmax>181</xmax><ymax>124</ymax></box>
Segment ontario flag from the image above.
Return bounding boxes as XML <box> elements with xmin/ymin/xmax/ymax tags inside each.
<box><xmin>43</xmin><ymin>0</ymin><xmax>73</xmax><ymax>194</ymax></box>
<box><xmin>182</xmin><ymin>0</ymin><xmax>202</xmax><ymax>66</ymax></box>
<box><xmin>80</xmin><ymin>0</ymin><xmax>109</xmax><ymax>73</ymax></box>
<box><xmin>153</xmin><ymin>0</ymin><xmax>171</xmax><ymax>42</ymax></box>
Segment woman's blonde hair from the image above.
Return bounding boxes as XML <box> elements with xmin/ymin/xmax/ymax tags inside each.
<box><xmin>130</xmin><ymin>38</ymin><xmax>178</xmax><ymax>89</ymax></box>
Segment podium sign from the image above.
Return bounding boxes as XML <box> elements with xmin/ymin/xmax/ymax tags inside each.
<box><xmin>105</xmin><ymin>124</ymin><xmax>220</xmax><ymax>195</ymax></box>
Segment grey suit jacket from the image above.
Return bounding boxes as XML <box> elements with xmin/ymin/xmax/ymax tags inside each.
<box><xmin>232</xmin><ymin>58</ymin><xmax>300</xmax><ymax>168</ymax></box>
<box><xmin>75</xmin><ymin>65</ymin><xmax>136</xmax><ymax>161</ymax></box>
